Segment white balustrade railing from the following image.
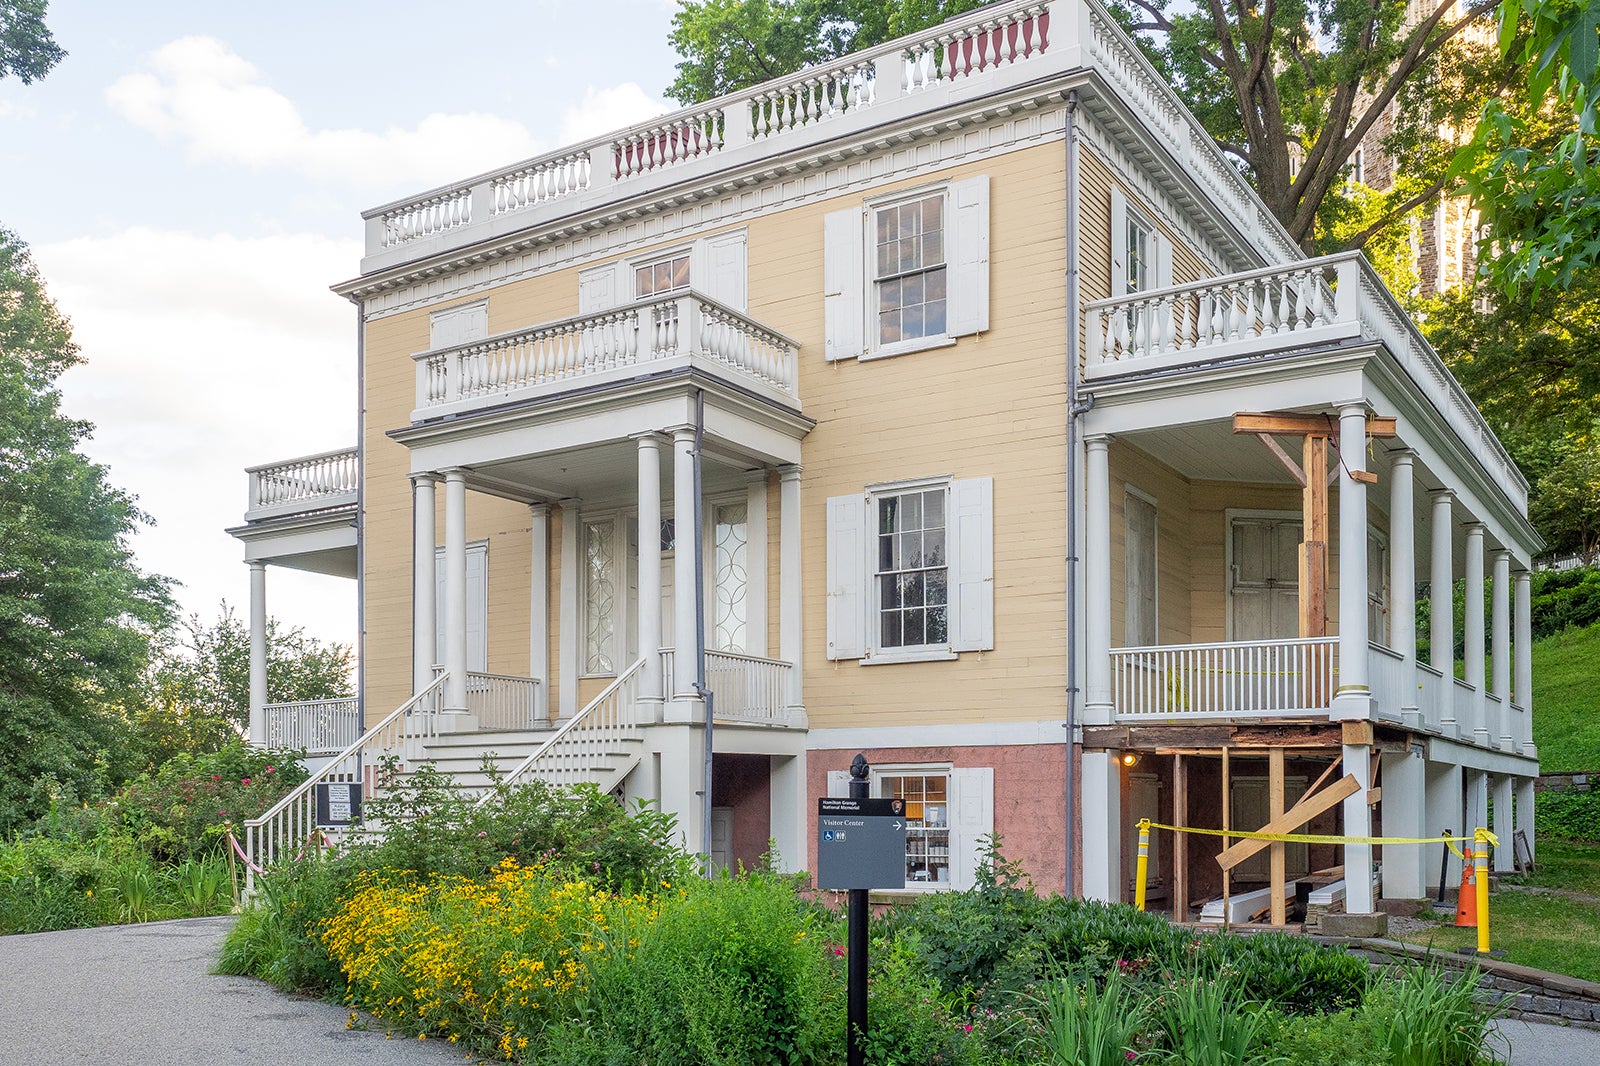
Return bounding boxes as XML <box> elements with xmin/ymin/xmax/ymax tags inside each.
<box><xmin>1111</xmin><ymin>637</ymin><xmax>1338</xmax><ymax>719</ymax></box>
<box><xmin>264</xmin><ymin>697</ymin><xmax>359</xmax><ymax>753</ymax></box>
<box><xmin>751</xmin><ymin>61</ymin><xmax>876</xmax><ymax>140</ymax></box>
<box><xmin>463</xmin><ymin>672</ymin><xmax>542</xmax><ymax>731</ymax></box>
<box><xmin>614</xmin><ymin>108</ymin><xmax>724</xmax><ymax>180</ymax></box>
<box><xmin>243</xmin><ymin>674</ymin><xmax>447</xmax><ymax>888</ymax></box>
<box><xmin>483</xmin><ymin>658</ymin><xmax>647</xmax><ymax>796</ymax></box>
<box><xmin>1510</xmin><ymin>702</ymin><xmax>1531</xmax><ymax>751</ymax></box>
<box><xmin>245</xmin><ymin>447</ymin><xmax>358</xmax><ymax>522</ymax></box>
<box><xmin>1086</xmin><ymin>252</ymin><xmax>1527</xmax><ymax>510</ymax></box>
<box><xmin>1451</xmin><ymin>677</ymin><xmax>1481</xmax><ymax>741</ymax></box>
<box><xmin>493</xmin><ymin>153</ymin><xmax>590</xmax><ymax>215</ymax></box>
<box><xmin>705</xmin><ymin>650</ymin><xmax>795</xmax><ymax>725</ymax></box>
<box><xmin>414</xmin><ymin>292</ymin><xmax>799</xmax><ymax>412</ymax></box>
<box><xmin>902</xmin><ymin>4</ymin><xmax>1051</xmax><ymax>91</ymax></box>
<box><xmin>1366</xmin><ymin>643</ymin><xmax>1407</xmax><ymax>723</ymax></box>
<box><xmin>1415</xmin><ymin>662</ymin><xmax>1446</xmax><ymax>733</ymax></box>
<box><xmin>374</xmin><ymin>185</ymin><xmax>474</xmax><ymax>249</ymax></box>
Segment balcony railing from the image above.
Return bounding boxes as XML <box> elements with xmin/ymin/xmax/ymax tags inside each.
<box><xmin>245</xmin><ymin>447</ymin><xmax>358</xmax><ymax>523</ymax></box>
<box><xmin>264</xmin><ymin>697</ymin><xmax>360</xmax><ymax>753</ymax></box>
<box><xmin>413</xmin><ymin>292</ymin><xmax>798</xmax><ymax>416</ymax></box>
<box><xmin>659</xmin><ymin>648</ymin><xmax>799</xmax><ymax>726</ymax></box>
<box><xmin>1085</xmin><ymin>253</ymin><xmax>1527</xmax><ymax>510</ymax></box>
<box><xmin>1110</xmin><ymin>637</ymin><xmax>1338</xmax><ymax>719</ymax></box>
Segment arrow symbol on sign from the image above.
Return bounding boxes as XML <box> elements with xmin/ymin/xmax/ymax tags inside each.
<box><xmin>892</xmin><ymin>821</ymin><xmax>903</xmax><ymax>830</ymax></box>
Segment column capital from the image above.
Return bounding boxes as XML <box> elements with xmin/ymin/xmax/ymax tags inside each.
<box><xmin>410</xmin><ymin>471</ymin><xmax>441</xmax><ymax>486</ymax></box>
<box><xmin>1490</xmin><ymin>547</ymin><xmax>1512</xmax><ymax>563</ymax></box>
<box><xmin>631</xmin><ymin>431</ymin><xmax>667</xmax><ymax>448</ymax></box>
<box><xmin>670</xmin><ymin>426</ymin><xmax>697</xmax><ymax>445</ymax></box>
<box><xmin>1513</xmin><ymin>569</ymin><xmax>1533</xmax><ymax>584</ymax></box>
<box><xmin>1084</xmin><ymin>433</ymin><xmax>1111</xmax><ymax>449</ymax></box>
<box><xmin>442</xmin><ymin>467</ymin><xmax>469</xmax><ymax>483</ymax></box>
<box><xmin>1337</xmin><ymin>400</ymin><xmax>1369</xmax><ymax>418</ymax></box>
<box><xmin>247</xmin><ymin>559</ymin><xmax>267</xmax><ymax>573</ymax></box>
<box><xmin>778</xmin><ymin>464</ymin><xmax>802</xmax><ymax>482</ymax></box>
<box><xmin>1464</xmin><ymin>521</ymin><xmax>1486</xmax><ymax>537</ymax></box>
<box><xmin>1429</xmin><ymin>487</ymin><xmax>1455</xmax><ymax>501</ymax></box>
<box><xmin>746</xmin><ymin>467</ymin><xmax>770</xmax><ymax>485</ymax></box>
<box><xmin>1389</xmin><ymin>448</ymin><xmax>1415</xmax><ymax>466</ymax></box>
<box><xmin>528</xmin><ymin>501</ymin><xmax>553</xmax><ymax>517</ymax></box>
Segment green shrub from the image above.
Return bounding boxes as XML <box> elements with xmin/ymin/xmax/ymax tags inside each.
<box><xmin>350</xmin><ymin>761</ymin><xmax>689</xmax><ymax>889</ymax></box>
<box><xmin>216</xmin><ymin>855</ymin><xmax>350</xmax><ymax>994</ymax></box>
<box><xmin>0</xmin><ymin>834</ymin><xmax>120</xmax><ymax>932</ymax></box>
<box><xmin>1197</xmin><ymin>933</ymin><xmax>1370</xmax><ymax>1016</ymax></box>
<box><xmin>1258</xmin><ymin>1008</ymin><xmax>1388</xmax><ymax>1066</ymax></box>
<box><xmin>1367</xmin><ymin>962</ymin><xmax>1508</xmax><ymax>1066</ymax></box>
<box><xmin>1536</xmin><ymin>789</ymin><xmax>1600</xmax><ymax>841</ymax></box>
<box><xmin>1029</xmin><ymin>969</ymin><xmax>1149</xmax><ymax>1066</ymax></box>
<box><xmin>1146</xmin><ymin>975</ymin><xmax>1283</xmax><ymax>1066</ymax></box>
<box><xmin>541</xmin><ymin>869</ymin><xmax>840</xmax><ymax>1066</ymax></box>
<box><xmin>1530</xmin><ymin>567</ymin><xmax>1600</xmax><ymax>639</ymax></box>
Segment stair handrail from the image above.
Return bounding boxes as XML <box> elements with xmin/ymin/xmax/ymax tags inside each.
<box><xmin>476</xmin><ymin>656</ymin><xmax>647</xmax><ymax>804</ymax></box>
<box><xmin>244</xmin><ymin>673</ymin><xmax>448</xmax><ymax>884</ymax></box>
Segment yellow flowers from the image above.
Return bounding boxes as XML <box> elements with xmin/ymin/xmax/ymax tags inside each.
<box><xmin>319</xmin><ymin>860</ymin><xmax>659</xmax><ymax>1061</ymax></box>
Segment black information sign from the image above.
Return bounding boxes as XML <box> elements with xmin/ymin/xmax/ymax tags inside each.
<box><xmin>315</xmin><ymin>781</ymin><xmax>363</xmax><ymax>827</ymax></box>
<box><xmin>816</xmin><ymin>797</ymin><xmax>908</xmax><ymax>890</ymax></box>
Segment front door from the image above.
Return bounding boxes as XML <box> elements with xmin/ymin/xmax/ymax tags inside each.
<box><xmin>1229</xmin><ymin>517</ymin><xmax>1301</xmax><ymax>641</ymax></box>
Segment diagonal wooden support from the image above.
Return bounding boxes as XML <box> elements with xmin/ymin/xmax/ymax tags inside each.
<box><xmin>1216</xmin><ymin>773</ymin><xmax>1362</xmax><ymax>872</ymax></box>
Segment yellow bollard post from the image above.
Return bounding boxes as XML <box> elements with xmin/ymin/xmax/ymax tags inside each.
<box><xmin>1474</xmin><ymin>827</ymin><xmax>1491</xmax><ymax>954</ymax></box>
<box><xmin>1135</xmin><ymin>819</ymin><xmax>1151</xmax><ymax>912</ymax></box>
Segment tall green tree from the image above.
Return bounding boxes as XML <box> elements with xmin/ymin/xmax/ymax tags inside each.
<box><xmin>0</xmin><ymin>226</ymin><xmax>170</xmax><ymax>831</ymax></box>
<box><xmin>130</xmin><ymin>605</ymin><xmax>353</xmax><ymax>768</ymax></box>
<box><xmin>0</xmin><ymin>0</ymin><xmax>65</xmax><ymax>84</ymax></box>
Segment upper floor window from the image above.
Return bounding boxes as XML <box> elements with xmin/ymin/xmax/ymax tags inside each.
<box><xmin>826</xmin><ymin>476</ymin><xmax>992</xmax><ymax>663</ymax></box>
<box><xmin>1110</xmin><ymin>188</ymin><xmax>1172</xmax><ymax>298</ymax></box>
<box><xmin>823</xmin><ymin>175</ymin><xmax>989</xmax><ymax>362</ymax></box>
<box><xmin>874</xmin><ymin>194</ymin><xmax>948</xmax><ymax>347</ymax></box>
<box><xmin>636</xmin><ymin>252</ymin><xmax>691</xmax><ymax>299</ymax></box>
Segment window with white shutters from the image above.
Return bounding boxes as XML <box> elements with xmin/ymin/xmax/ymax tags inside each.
<box><xmin>1110</xmin><ymin>188</ymin><xmax>1172</xmax><ymax>298</ymax></box>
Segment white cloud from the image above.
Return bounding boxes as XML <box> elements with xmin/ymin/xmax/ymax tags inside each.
<box><xmin>36</xmin><ymin>228</ymin><xmax>361</xmax><ymax>645</ymax></box>
<box><xmin>106</xmin><ymin>36</ymin><xmax>547</xmax><ymax>189</ymax></box>
<box><xmin>559</xmin><ymin>82</ymin><xmax>670</xmax><ymax>145</ymax></box>
<box><xmin>0</xmin><ymin>100</ymin><xmax>37</xmax><ymax>120</ymax></box>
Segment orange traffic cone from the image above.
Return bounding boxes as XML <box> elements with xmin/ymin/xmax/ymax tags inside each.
<box><xmin>1455</xmin><ymin>846</ymin><xmax>1478</xmax><ymax>927</ymax></box>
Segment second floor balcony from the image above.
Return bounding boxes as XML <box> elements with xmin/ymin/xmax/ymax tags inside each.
<box><xmin>410</xmin><ymin>291</ymin><xmax>800</xmax><ymax>424</ymax></box>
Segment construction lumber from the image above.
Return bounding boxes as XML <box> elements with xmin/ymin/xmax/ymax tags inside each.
<box><xmin>1216</xmin><ymin>773</ymin><xmax>1362</xmax><ymax>872</ymax></box>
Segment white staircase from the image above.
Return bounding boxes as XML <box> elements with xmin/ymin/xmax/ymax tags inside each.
<box><xmin>401</xmin><ymin>728</ymin><xmax>558</xmax><ymax>791</ymax></box>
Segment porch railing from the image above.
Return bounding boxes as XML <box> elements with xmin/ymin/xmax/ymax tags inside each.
<box><xmin>466</xmin><ymin>672</ymin><xmax>542</xmax><ymax>730</ymax></box>
<box><xmin>1414</xmin><ymin>662</ymin><xmax>1446</xmax><ymax>732</ymax></box>
<box><xmin>264</xmin><ymin>697</ymin><xmax>360</xmax><ymax>753</ymax></box>
<box><xmin>482</xmin><ymin>658</ymin><xmax>646</xmax><ymax>796</ymax></box>
<box><xmin>243</xmin><ymin>674</ymin><xmax>447</xmax><ymax>888</ymax></box>
<box><xmin>245</xmin><ymin>447</ymin><xmax>358</xmax><ymax>523</ymax></box>
<box><xmin>659</xmin><ymin>648</ymin><xmax>797</xmax><ymax>725</ymax></box>
<box><xmin>1110</xmin><ymin>637</ymin><xmax>1338</xmax><ymax>719</ymax></box>
<box><xmin>414</xmin><ymin>292</ymin><xmax>798</xmax><ymax>413</ymax></box>
<box><xmin>1366</xmin><ymin>643</ymin><xmax>1407</xmax><ymax>723</ymax></box>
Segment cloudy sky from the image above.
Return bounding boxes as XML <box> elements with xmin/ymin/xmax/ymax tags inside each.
<box><xmin>1</xmin><ymin>1</ymin><xmax>681</xmax><ymax>648</ymax></box>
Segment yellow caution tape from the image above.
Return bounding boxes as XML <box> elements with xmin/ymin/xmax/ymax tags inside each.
<box><xmin>1139</xmin><ymin>820</ymin><xmax>1497</xmax><ymax>857</ymax></box>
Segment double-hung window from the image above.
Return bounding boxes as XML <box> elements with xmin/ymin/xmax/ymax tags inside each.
<box><xmin>874</xmin><ymin>194</ymin><xmax>948</xmax><ymax>347</ymax></box>
<box><xmin>823</xmin><ymin>175</ymin><xmax>990</xmax><ymax>361</ymax></box>
<box><xmin>1110</xmin><ymin>187</ymin><xmax>1171</xmax><ymax>298</ymax></box>
<box><xmin>635</xmin><ymin>252</ymin><xmax>691</xmax><ymax>299</ymax></box>
<box><xmin>826</xmin><ymin>476</ymin><xmax>993</xmax><ymax>663</ymax></box>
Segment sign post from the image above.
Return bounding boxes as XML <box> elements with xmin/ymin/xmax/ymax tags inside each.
<box><xmin>817</xmin><ymin>755</ymin><xmax>907</xmax><ymax>1066</ymax></box>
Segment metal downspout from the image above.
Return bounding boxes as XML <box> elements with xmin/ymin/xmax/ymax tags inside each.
<box><xmin>1063</xmin><ymin>90</ymin><xmax>1084</xmax><ymax>898</ymax></box>
<box><xmin>692</xmin><ymin>389</ymin><xmax>714</xmax><ymax>876</ymax></box>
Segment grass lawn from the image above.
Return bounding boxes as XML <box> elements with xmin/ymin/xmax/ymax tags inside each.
<box><xmin>1389</xmin><ymin>841</ymin><xmax>1600</xmax><ymax>982</ymax></box>
<box><xmin>1531</xmin><ymin>623</ymin><xmax>1600</xmax><ymax>771</ymax></box>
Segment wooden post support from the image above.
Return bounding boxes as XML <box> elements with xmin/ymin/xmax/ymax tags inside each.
<box><xmin>1270</xmin><ymin>747</ymin><xmax>1287</xmax><ymax>925</ymax></box>
<box><xmin>1302</xmin><ymin>435</ymin><xmax>1329</xmax><ymax>640</ymax></box>
<box><xmin>1217</xmin><ymin>774</ymin><xmax>1363</xmax><ymax>871</ymax></box>
<box><xmin>1174</xmin><ymin>753</ymin><xmax>1189</xmax><ymax>923</ymax></box>
<box><xmin>1221</xmin><ymin>746</ymin><xmax>1231</xmax><ymax>931</ymax></box>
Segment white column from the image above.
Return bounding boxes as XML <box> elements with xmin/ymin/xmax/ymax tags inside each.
<box><xmin>768</xmin><ymin>753</ymin><xmax>807</xmax><ymax>874</ymax></box>
<box><xmin>1380</xmin><ymin>748</ymin><xmax>1427</xmax><ymax>899</ymax></box>
<box><xmin>443</xmin><ymin>470</ymin><xmax>469</xmax><ymax>716</ymax></box>
<box><xmin>672</xmin><ymin>429</ymin><xmax>701</xmax><ymax>703</ymax></box>
<box><xmin>412</xmin><ymin>474</ymin><xmax>438</xmax><ymax>696</ymax></box>
<box><xmin>1491</xmin><ymin>550</ymin><xmax>1512</xmax><ymax>750</ymax></box>
<box><xmin>1492</xmin><ymin>774</ymin><xmax>1515</xmax><ymax>873</ymax></box>
<box><xmin>248</xmin><ymin>561</ymin><xmax>268</xmax><ymax>746</ymax></box>
<box><xmin>745</xmin><ymin>470</ymin><xmax>769</xmax><ymax>658</ymax></box>
<box><xmin>1389</xmin><ymin>452</ymin><xmax>1418</xmax><ymax>724</ymax></box>
<box><xmin>1515</xmin><ymin>776</ymin><xmax>1536</xmax><ymax>863</ymax></box>
<box><xmin>1084</xmin><ymin>436</ymin><xmax>1113</xmax><ymax>724</ymax></box>
<box><xmin>1430</xmin><ymin>490</ymin><xmax>1455</xmax><ymax>732</ymax></box>
<box><xmin>1080</xmin><ymin>749</ymin><xmax>1122</xmax><ymax>902</ymax></box>
<box><xmin>636</xmin><ymin>435</ymin><xmax>664</xmax><ymax>707</ymax></box>
<box><xmin>529</xmin><ymin>503</ymin><xmax>550</xmax><ymax>722</ymax></box>
<box><xmin>779</xmin><ymin>465</ymin><xmax>804</xmax><ymax>716</ymax></box>
<box><xmin>1334</xmin><ymin>404</ymin><xmax>1371</xmax><ymax>720</ymax></box>
<box><xmin>1343</xmin><ymin>740</ymin><xmax>1375</xmax><ymax>913</ymax></box>
<box><xmin>1515</xmin><ymin>571</ymin><xmax>1535</xmax><ymax>755</ymax></box>
<box><xmin>559</xmin><ymin>501</ymin><xmax>580</xmax><ymax>719</ymax></box>
<box><xmin>1425</xmin><ymin>760</ymin><xmax>1466</xmax><ymax>886</ymax></box>
<box><xmin>1464</xmin><ymin>523</ymin><xmax>1486</xmax><ymax>745</ymax></box>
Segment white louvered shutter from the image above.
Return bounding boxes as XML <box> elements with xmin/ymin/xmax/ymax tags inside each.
<box><xmin>948</xmin><ymin>175</ymin><xmax>990</xmax><ymax>336</ymax></box>
<box><xmin>949</xmin><ymin>767</ymin><xmax>995</xmax><ymax>890</ymax></box>
<box><xmin>824</xmin><ymin>207</ymin><xmax>865</xmax><ymax>361</ymax></box>
<box><xmin>826</xmin><ymin>494</ymin><xmax>865</xmax><ymax>660</ymax></box>
<box><xmin>702</xmin><ymin>230</ymin><xmax>749</xmax><ymax>312</ymax></box>
<box><xmin>948</xmin><ymin>477</ymin><xmax>994</xmax><ymax>652</ymax></box>
<box><xmin>578</xmin><ymin>262</ymin><xmax>624</xmax><ymax>313</ymax></box>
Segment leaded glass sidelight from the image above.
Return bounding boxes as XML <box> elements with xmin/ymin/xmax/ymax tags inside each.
<box><xmin>584</xmin><ymin>519</ymin><xmax>616</xmax><ymax>673</ymax></box>
<box><xmin>713</xmin><ymin>502</ymin><xmax>748</xmax><ymax>653</ymax></box>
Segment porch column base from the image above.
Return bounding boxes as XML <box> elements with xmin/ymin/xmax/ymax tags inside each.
<box><xmin>663</xmin><ymin>696</ymin><xmax>705</xmax><ymax>725</ymax></box>
<box><xmin>1331</xmin><ymin>688</ymin><xmax>1371</xmax><ymax>721</ymax></box>
<box><xmin>435</xmin><ymin>713</ymin><xmax>480</xmax><ymax>734</ymax></box>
